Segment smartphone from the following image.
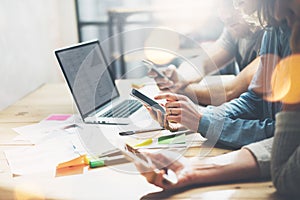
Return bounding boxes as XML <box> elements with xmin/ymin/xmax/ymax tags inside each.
<box><xmin>130</xmin><ymin>89</ymin><xmax>165</xmax><ymax>114</ymax></box>
<box><xmin>142</xmin><ymin>59</ymin><xmax>169</xmax><ymax>79</ymax></box>
<box><xmin>122</xmin><ymin>144</ymin><xmax>178</xmax><ymax>185</ymax></box>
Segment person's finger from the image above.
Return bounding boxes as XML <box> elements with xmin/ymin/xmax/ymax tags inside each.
<box><xmin>140</xmin><ymin>170</ymin><xmax>157</xmax><ymax>183</ymax></box>
<box><xmin>152</xmin><ymin>170</ymin><xmax>167</xmax><ymax>188</ymax></box>
<box><xmin>155</xmin><ymin>93</ymin><xmax>181</xmax><ymax>101</ymax></box>
<box><xmin>154</xmin><ymin>76</ymin><xmax>169</xmax><ymax>84</ymax></box>
<box><xmin>167</xmin><ymin>108</ymin><xmax>182</xmax><ymax>116</ymax></box>
<box><xmin>155</xmin><ymin>77</ymin><xmax>174</xmax><ymax>89</ymax></box>
<box><xmin>145</xmin><ymin>105</ymin><xmax>159</xmax><ymax>121</ymax></box>
<box><xmin>167</xmin><ymin>122</ymin><xmax>181</xmax><ymax>132</ymax></box>
<box><xmin>140</xmin><ymin>167</ymin><xmax>168</xmax><ymax>188</ymax></box>
<box><xmin>157</xmin><ymin>82</ymin><xmax>175</xmax><ymax>90</ymax></box>
<box><xmin>174</xmin><ymin>82</ymin><xmax>188</xmax><ymax>90</ymax></box>
<box><xmin>164</xmin><ymin>65</ymin><xmax>176</xmax><ymax>78</ymax></box>
<box><xmin>165</xmin><ymin>101</ymin><xmax>182</xmax><ymax>109</ymax></box>
<box><xmin>155</xmin><ymin>109</ymin><xmax>165</xmax><ymax>127</ymax></box>
<box><xmin>165</xmin><ymin>121</ymin><xmax>179</xmax><ymax>132</ymax></box>
<box><xmin>166</xmin><ymin>115</ymin><xmax>182</xmax><ymax>124</ymax></box>
<box><xmin>144</xmin><ymin>104</ymin><xmax>151</xmax><ymax>110</ymax></box>
<box><xmin>147</xmin><ymin>69</ymin><xmax>158</xmax><ymax>78</ymax></box>
<box><xmin>163</xmin><ymin>116</ymin><xmax>171</xmax><ymax>130</ymax></box>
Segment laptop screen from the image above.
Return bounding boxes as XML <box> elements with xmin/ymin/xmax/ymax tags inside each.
<box><xmin>55</xmin><ymin>40</ymin><xmax>119</xmax><ymax>118</ymax></box>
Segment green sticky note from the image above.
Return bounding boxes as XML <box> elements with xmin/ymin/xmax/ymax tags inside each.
<box><xmin>158</xmin><ymin>133</ymin><xmax>186</xmax><ymax>145</ymax></box>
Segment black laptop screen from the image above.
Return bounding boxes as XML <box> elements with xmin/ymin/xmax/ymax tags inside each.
<box><xmin>55</xmin><ymin>40</ymin><xmax>119</xmax><ymax>118</ymax></box>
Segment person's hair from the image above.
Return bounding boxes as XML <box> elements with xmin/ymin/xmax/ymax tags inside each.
<box><xmin>258</xmin><ymin>0</ymin><xmax>280</xmax><ymax>28</ymax></box>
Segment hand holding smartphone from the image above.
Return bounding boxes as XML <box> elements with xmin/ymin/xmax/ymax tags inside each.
<box><xmin>131</xmin><ymin>89</ymin><xmax>179</xmax><ymax>132</ymax></box>
<box><xmin>121</xmin><ymin>144</ymin><xmax>178</xmax><ymax>185</ymax></box>
<box><xmin>142</xmin><ymin>59</ymin><xmax>169</xmax><ymax>80</ymax></box>
<box><xmin>130</xmin><ymin>89</ymin><xmax>165</xmax><ymax>114</ymax></box>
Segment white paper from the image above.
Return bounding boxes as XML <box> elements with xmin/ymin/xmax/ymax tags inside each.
<box><xmin>6</xmin><ymin>121</ymin><xmax>87</xmax><ymax>175</ymax></box>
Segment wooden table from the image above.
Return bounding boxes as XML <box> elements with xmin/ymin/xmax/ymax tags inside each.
<box><xmin>0</xmin><ymin>82</ymin><xmax>281</xmax><ymax>199</ymax></box>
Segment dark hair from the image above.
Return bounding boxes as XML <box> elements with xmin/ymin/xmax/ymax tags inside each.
<box><xmin>258</xmin><ymin>0</ymin><xmax>280</xmax><ymax>28</ymax></box>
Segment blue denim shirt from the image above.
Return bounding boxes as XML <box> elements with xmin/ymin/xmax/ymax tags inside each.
<box><xmin>198</xmin><ymin>26</ymin><xmax>291</xmax><ymax>149</ymax></box>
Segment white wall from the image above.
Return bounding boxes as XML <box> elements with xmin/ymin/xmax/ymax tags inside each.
<box><xmin>0</xmin><ymin>0</ymin><xmax>78</xmax><ymax>110</ymax></box>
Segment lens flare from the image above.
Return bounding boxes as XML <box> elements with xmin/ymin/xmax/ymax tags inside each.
<box><xmin>267</xmin><ymin>55</ymin><xmax>300</xmax><ymax>104</ymax></box>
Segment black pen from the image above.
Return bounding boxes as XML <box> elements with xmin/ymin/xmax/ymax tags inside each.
<box><xmin>119</xmin><ymin>128</ymin><xmax>164</xmax><ymax>136</ymax></box>
<box><xmin>85</xmin><ymin>121</ymin><xmax>129</xmax><ymax>125</ymax></box>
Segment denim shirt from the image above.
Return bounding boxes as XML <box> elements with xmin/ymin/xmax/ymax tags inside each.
<box><xmin>198</xmin><ymin>26</ymin><xmax>291</xmax><ymax>149</ymax></box>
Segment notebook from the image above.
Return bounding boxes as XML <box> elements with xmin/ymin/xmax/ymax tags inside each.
<box><xmin>55</xmin><ymin>40</ymin><xmax>142</xmax><ymax>125</ymax></box>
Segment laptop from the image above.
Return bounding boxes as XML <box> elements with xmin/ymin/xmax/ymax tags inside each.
<box><xmin>55</xmin><ymin>40</ymin><xmax>142</xmax><ymax>125</ymax></box>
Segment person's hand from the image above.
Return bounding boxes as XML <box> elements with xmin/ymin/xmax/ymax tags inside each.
<box><xmin>135</xmin><ymin>151</ymin><xmax>194</xmax><ymax>190</ymax></box>
<box><xmin>136</xmin><ymin>149</ymin><xmax>261</xmax><ymax>190</ymax></box>
<box><xmin>154</xmin><ymin>93</ymin><xmax>202</xmax><ymax>132</ymax></box>
<box><xmin>144</xmin><ymin>105</ymin><xmax>180</xmax><ymax>132</ymax></box>
<box><xmin>148</xmin><ymin>65</ymin><xmax>189</xmax><ymax>93</ymax></box>
<box><xmin>135</xmin><ymin>151</ymin><xmax>222</xmax><ymax>190</ymax></box>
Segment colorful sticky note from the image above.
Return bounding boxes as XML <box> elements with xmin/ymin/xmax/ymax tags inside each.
<box><xmin>134</xmin><ymin>138</ymin><xmax>153</xmax><ymax>147</ymax></box>
<box><xmin>56</xmin><ymin>155</ymin><xmax>89</xmax><ymax>169</ymax></box>
<box><xmin>129</xmin><ymin>133</ymin><xmax>187</xmax><ymax>148</ymax></box>
<box><xmin>158</xmin><ymin>133</ymin><xmax>186</xmax><ymax>145</ymax></box>
<box><xmin>46</xmin><ymin>114</ymin><xmax>72</xmax><ymax>121</ymax></box>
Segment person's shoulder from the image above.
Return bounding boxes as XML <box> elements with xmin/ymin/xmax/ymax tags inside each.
<box><xmin>221</xmin><ymin>28</ymin><xmax>238</xmax><ymax>41</ymax></box>
<box><xmin>261</xmin><ymin>26</ymin><xmax>283</xmax><ymax>43</ymax></box>
<box><xmin>265</xmin><ymin>23</ymin><xmax>290</xmax><ymax>37</ymax></box>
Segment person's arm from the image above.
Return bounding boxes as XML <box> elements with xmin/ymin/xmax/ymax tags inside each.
<box><xmin>150</xmin><ymin>30</ymin><xmax>236</xmax><ymax>93</ymax></box>
<box><xmin>155</xmin><ymin>91</ymin><xmax>275</xmax><ymax>149</ymax></box>
<box><xmin>271</xmin><ymin>111</ymin><xmax>300</xmax><ymax>196</ymax></box>
<box><xmin>197</xmin><ymin>46</ymin><xmax>235</xmax><ymax>76</ymax></box>
<box><xmin>197</xmin><ymin>90</ymin><xmax>275</xmax><ymax>148</ymax></box>
<box><xmin>137</xmin><ymin>148</ymin><xmax>260</xmax><ymax>190</ymax></box>
<box><xmin>182</xmin><ymin>57</ymin><xmax>260</xmax><ymax>106</ymax></box>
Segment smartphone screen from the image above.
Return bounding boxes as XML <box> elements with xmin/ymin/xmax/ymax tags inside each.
<box><xmin>130</xmin><ymin>89</ymin><xmax>165</xmax><ymax>114</ymax></box>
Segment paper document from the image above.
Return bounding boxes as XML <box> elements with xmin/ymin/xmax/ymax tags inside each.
<box><xmin>5</xmin><ymin>115</ymin><xmax>88</xmax><ymax>176</ymax></box>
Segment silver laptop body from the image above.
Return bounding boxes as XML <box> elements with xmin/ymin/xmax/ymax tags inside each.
<box><xmin>55</xmin><ymin>40</ymin><xmax>142</xmax><ymax>125</ymax></box>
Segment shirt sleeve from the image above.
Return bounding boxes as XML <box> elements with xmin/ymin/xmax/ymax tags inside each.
<box><xmin>271</xmin><ymin>111</ymin><xmax>300</xmax><ymax>196</ymax></box>
<box><xmin>259</xmin><ymin>28</ymin><xmax>279</xmax><ymax>56</ymax></box>
<box><xmin>216</xmin><ymin>28</ymin><xmax>238</xmax><ymax>56</ymax></box>
<box><xmin>259</xmin><ymin>26</ymin><xmax>291</xmax><ymax>57</ymax></box>
<box><xmin>243</xmin><ymin>138</ymin><xmax>273</xmax><ymax>178</ymax></box>
<box><xmin>198</xmin><ymin>90</ymin><xmax>275</xmax><ymax>149</ymax></box>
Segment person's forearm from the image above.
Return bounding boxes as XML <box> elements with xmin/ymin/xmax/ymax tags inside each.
<box><xmin>182</xmin><ymin>83</ymin><xmax>227</xmax><ymax>106</ymax></box>
<box><xmin>177</xmin><ymin>58</ymin><xmax>205</xmax><ymax>85</ymax></box>
<box><xmin>189</xmin><ymin>149</ymin><xmax>260</xmax><ymax>184</ymax></box>
<box><xmin>197</xmin><ymin>90</ymin><xmax>275</xmax><ymax>149</ymax></box>
<box><xmin>181</xmin><ymin>78</ymin><xmax>246</xmax><ymax>106</ymax></box>
<box><xmin>176</xmin><ymin>46</ymin><xmax>235</xmax><ymax>86</ymax></box>
<box><xmin>181</xmin><ymin>57</ymin><xmax>260</xmax><ymax>106</ymax></box>
<box><xmin>200</xmin><ymin>43</ymin><xmax>235</xmax><ymax>76</ymax></box>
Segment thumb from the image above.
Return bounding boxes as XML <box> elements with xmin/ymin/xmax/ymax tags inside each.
<box><xmin>165</xmin><ymin>65</ymin><xmax>177</xmax><ymax>78</ymax></box>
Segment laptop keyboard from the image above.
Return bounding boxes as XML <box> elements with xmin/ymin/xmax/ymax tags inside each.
<box><xmin>100</xmin><ymin>99</ymin><xmax>142</xmax><ymax>118</ymax></box>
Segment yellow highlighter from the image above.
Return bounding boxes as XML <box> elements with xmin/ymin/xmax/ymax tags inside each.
<box><xmin>134</xmin><ymin>138</ymin><xmax>153</xmax><ymax>148</ymax></box>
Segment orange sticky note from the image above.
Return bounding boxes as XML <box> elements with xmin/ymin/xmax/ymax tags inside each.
<box><xmin>56</xmin><ymin>155</ymin><xmax>88</xmax><ymax>169</ymax></box>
